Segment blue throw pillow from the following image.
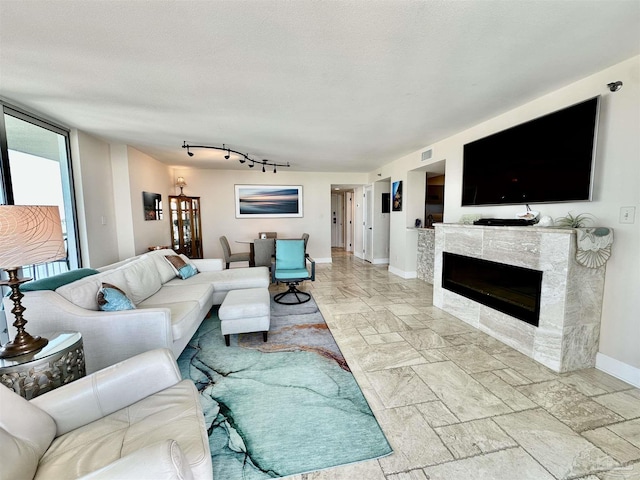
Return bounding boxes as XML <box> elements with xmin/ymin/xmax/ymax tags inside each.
<box><xmin>178</xmin><ymin>264</ymin><xmax>197</xmax><ymax>279</ymax></box>
<box><xmin>96</xmin><ymin>283</ymin><xmax>136</xmax><ymax>311</ymax></box>
<box><xmin>165</xmin><ymin>254</ymin><xmax>198</xmax><ymax>279</ymax></box>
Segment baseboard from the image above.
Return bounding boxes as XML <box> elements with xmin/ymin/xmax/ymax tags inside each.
<box><xmin>354</xmin><ymin>251</ymin><xmax>364</xmax><ymax>260</ymax></box>
<box><xmin>388</xmin><ymin>265</ymin><xmax>417</xmax><ymax>279</ymax></box>
<box><xmin>372</xmin><ymin>258</ymin><xmax>389</xmax><ymax>265</ymax></box>
<box><xmin>596</xmin><ymin>352</ymin><xmax>640</xmax><ymax>388</ymax></box>
<box><xmin>314</xmin><ymin>257</ymin><xmax>333</xmax><ymax>264</ymax></box>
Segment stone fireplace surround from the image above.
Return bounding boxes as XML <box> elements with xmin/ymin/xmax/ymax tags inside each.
<box><xmin>433</xmin><ymin>223</ymin><xmax>606</xmax><ymax>373</ymax></box>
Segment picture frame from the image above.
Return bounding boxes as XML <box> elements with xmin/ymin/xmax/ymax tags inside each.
<box><xmin>142</xmin><ymin>191</ymin><xmax>163</xmax><ymax>220</ymax></box>
<box><xmin>235</xmin><ymin>185</ymin><xmax>303</xmax><ymax>218</ymax></box>
<box><xmin>392</xmin><ymin>181</ymin><xmax>403</xmax><ymax>212</ymax></box>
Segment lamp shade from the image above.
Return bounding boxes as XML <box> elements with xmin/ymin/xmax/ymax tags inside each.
<box><xmin>0</xmin><ymin>205</ymin><xmax>66</xmax><ymax>269</ymax></box>
<box><xmin>176</xmin><ymin>177</ymin><xmax>187</xmax><ymax>187</ymax></box>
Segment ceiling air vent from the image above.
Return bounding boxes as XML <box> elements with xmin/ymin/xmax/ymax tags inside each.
<box><xmin>421</xmin><ymin>148</ymin><xmax>433</xmax><ymax>161</ymax></box>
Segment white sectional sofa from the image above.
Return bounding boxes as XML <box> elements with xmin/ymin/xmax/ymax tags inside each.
<box><xmin>4</xmin><ymin>249</ymin><xmax>269</xmax><ymax>374</ymax></box>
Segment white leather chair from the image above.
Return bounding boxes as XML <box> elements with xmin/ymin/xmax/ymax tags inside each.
<box><xmin>0</xmin><ymin>348</ymin><xmax>212</xmax><ymax>480</ymax></box>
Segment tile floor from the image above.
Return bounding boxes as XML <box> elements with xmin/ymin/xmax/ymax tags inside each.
<box><xmin>279</xmin><ymin>249</ymin><xmax>640</xmax><ymax>480</ymax></box>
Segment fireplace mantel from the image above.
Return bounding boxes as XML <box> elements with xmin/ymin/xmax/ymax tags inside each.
<box><xmin>433</xmin><ymin>223</ymin><xmax>606</xmax><ymax>373</ymax></box>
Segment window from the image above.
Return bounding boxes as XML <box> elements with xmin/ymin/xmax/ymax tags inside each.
<box><xmin>0</xmin><ymin>104</ymin><xmax>81</xmax><ymax>277</ymax></box>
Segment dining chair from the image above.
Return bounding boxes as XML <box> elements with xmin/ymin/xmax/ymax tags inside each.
<box><xmin>258</xmin><ymin>232</ymin><xmax>277</xmax><ymax>239</ymax></box>
<box><xmin>219</xmin><ymin>236</ymin><xmax>251</xmax><ymax>269</ymax></box>
<box><xmin>271</xmin><ymin>239</ymin><xmax>315</xmax><ymax>304</ymax></box>
<box><xmin>253</xmin><ymin>238</ymin><xmax>275</xmax><ymax>268</ymax></box>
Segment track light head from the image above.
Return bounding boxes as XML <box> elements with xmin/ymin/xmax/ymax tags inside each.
<box><xmin>262</xmin><ymin>163</ymin><xmax>266</xmax><ymax>173</ymax></box>
<box><xmin>239</xmin><ymin>158</ymin><xmax>246</xmax><ymax>164</ymax></box>
<box><xmin>607</xmin><ymin>81</ymin><xmax>623</xmax><ymax>92</ymax></box>
<box><xmin>187</xmin><ymin>147</ymin><xmax>194</xmax><ymax>157</ymax></box>
<box><xmin>273</xmin><ymin>165</ymin><xmax>277</xmax><ymax>173</ymax></box>
<box><xmin>248</xmin><ymin>162</ymin><xmax>254</xmax><ymax>168</ymax></box>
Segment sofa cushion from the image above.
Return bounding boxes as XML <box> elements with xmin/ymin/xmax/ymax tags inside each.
<box><xmin>163</xmin><ymin>267</ymin><xmax>270</xmax><ymax>292</ymax></box>
<box><xmin>97</xmin><ymin>283</ymin><xmax>136</xmax><ymax>312</ymax></box>
<box><xmin>139</xmin><ymin>300</ymin><xmax>201</xmax><ymax>342</ymax></box>
<box><xmin>56</xmin><ymin>269</ymin><xmax>129</xmax><ymax>311</ymax></box>
<box><xmin>0</xmin><ymin>384</ymin><xmax>57</xmax><ymax>480</ymax></box>
<box><xmin>138</xmin><ymin>283</ymin><xmax>213</xmax><ymax>311</ymax></box>
<box><xmin>121</xmin><ymin>256</ymin><xmax>163</xmax><ymax>305</ymax></box>
<box><xmin>35</xmin><ymin>380</ymin><xmax>211</xmax><ymax>480</ymax></box>
<box><xmin>145</xmin><ymin>250</ymin><xmax>180</xmax><ymax>283</ymax></box>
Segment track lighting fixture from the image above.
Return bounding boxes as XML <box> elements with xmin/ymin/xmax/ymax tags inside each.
<box><xmin>182</xmin><ymin>141</ymin><xmax>289</xmax><ymax>173</ymax></box>
<box><xmin>607</xmin><ymin>81</ymin><xmax>623</xmax><ymax>92</ymax></box>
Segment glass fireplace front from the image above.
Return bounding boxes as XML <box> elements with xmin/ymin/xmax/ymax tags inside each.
<box><xmin>442</xmin><ymin>252</ymin><xmax>543</xmax><ymax>327</ymax></box>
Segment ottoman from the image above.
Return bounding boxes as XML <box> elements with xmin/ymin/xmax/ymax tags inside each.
<box><xmin>219</xmin><ymin>287</ymin><xmax>271</xmax><ymax>346</ymax></box>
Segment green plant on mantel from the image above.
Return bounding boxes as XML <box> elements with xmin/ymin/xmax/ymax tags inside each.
<box><xmin>554</xmin><ymin>212</ymin><xmax>595</xmax><ymax>228</ymax></box>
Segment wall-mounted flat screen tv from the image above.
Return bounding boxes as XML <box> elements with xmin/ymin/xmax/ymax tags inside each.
<box><xmin>462</xmin><ymin>96</ymin><xmax>599</xmax><ymax>206</ymax></box>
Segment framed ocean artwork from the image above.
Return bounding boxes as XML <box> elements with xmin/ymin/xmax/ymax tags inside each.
<box><xmin>235</xmin><ymin>185</ymin><xmax>303</xmax><ymax>218</ymax></box>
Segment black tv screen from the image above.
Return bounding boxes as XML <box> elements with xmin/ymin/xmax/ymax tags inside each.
<box><xmin>462</xmin><ymin>97</ymin><xmax>599</xmax><ymax>206</ymax></box>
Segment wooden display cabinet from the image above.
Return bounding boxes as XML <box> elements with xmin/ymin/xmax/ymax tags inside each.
<box><xmin>169</xmin><ymin>195</ymin><xmax>203</xmax><ymax>258</ymax></box>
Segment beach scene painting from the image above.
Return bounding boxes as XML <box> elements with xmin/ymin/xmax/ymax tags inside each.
<box><xmin>235</xmin><ymin>185</ymin><xmax>303</xmax><ymax>218</ymax></box>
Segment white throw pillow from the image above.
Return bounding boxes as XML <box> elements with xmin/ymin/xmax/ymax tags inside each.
<box><xmin>121</xmin><ymin>257</ymin><xmax>162</xmax><ymax>304</ymax></box>
<box><xmin>146</xmin><ymin>250</ymin><xmax>181</xmax><ymax>283</ymax></box>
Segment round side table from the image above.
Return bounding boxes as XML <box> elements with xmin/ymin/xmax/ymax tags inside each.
<box><xmin>0</xmin><ymin>331</ymin><xmax>85</xmax><ymax>400</ymax></box>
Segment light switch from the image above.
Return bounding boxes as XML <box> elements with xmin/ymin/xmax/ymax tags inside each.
<box><xmin>619</xmin><ymin>206</ymin><xmax>635</xmax><ymax>224</ymax></box>
<box><xmin>101</xmin><ymin>216</ymin><xmax>107</xmax><ymax>225</ymax></box>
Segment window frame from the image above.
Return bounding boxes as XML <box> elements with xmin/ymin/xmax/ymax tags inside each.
<box><xmin>0</xmin><ymin>101</ymin><xmax>82</xmax><ymax>269</ymax></box>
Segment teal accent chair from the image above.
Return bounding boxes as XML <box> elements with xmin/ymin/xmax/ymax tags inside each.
<box><xmin>272</xmin><ymin>239</ymin><xmax>315</xmax><ymax>304</ymax></box>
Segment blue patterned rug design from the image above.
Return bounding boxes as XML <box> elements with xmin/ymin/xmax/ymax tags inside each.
<box><xmin>177</xmin><ymin>295</ymin><xmax>392</xmax><ymax>479</ymax></box>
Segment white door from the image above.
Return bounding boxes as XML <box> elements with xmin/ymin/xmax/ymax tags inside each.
<box><xmin>345</xmin><ymin>192</ymin><xmax>354</xmax><ymax>252</ymax></box>
<box><xmin>364</xmin><ymin>185</ymin><xmax>373</xmax><ymax>262</ymax></box>
<box><xmin>331</xmin><ymin>194</ymin><xmax>344</xmax><ymax>247</ymax></box>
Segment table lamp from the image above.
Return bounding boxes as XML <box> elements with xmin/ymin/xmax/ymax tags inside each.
<box><xmin>176</xmin><ymin>177</ymin><xmax>187</xmax><ymax>195</ymax></box>
<box><xmin>0</xmin><ymin>205</ymin><xmax>66</xmax><ymax>358</ymax></box>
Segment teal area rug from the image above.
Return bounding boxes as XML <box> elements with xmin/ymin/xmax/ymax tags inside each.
<box><xmin>177</xmin><ymin>295</ymin><xmax>392</xmax><ymax>479</ymax></box>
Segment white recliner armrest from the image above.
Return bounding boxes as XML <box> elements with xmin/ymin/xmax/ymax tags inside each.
<box><xmin>78</xmin><ymin>440</ymin><xmax>194</xmax><ymax>480</ymax></box>
<box><xmin>32</xmin><ymin>348</ymin><xmax>182</xmax><ymax>435</ymax></box>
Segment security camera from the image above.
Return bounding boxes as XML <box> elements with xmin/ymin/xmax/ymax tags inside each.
<box><xmin>607</xmin><ymin>81</ymin><xmax>623</xmax><ymax>92</ymax></box>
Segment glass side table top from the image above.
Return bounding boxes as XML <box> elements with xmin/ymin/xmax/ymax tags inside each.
<box><xmin>0</xmin><ymin>331</ymin><xmax>82</xmax><ymax>368</ymax></box>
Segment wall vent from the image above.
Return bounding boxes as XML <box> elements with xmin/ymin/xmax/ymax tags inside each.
<box><xmin>421</xmin><ymin>148</ymin><xmax>433</xmax><ymax>161</ymax></box>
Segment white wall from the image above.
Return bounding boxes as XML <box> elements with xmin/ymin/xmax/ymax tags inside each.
<box><xmin>126</xmin><ymin>147</ymin><xmax>173</xmax><ymax>255</ymax></box>
<box><xmin>70</xmin><ymin>130</ymin><xmax>119</xmax><ymax>268</ymax></box>
<box><xmin>373</xmin><ymin>179</ymin><xmax>390</xmax><ymax>262</ymax></box>
<box><xmin>370</xmin><ymin>56</ymin><xmax>640</xmax><ymax>376</ymax></box>
<box><xmin>110</xmin><ymin>144</ymin><xmax>135</xmax><ymax>260</ymax></box>
<box><xmin>73</xmin><ymin>139</ymin><xmax>176</xmax><ymax>265</ymax></box>
<box><xmin>170</xmin><ymin>168</ymin><xmax>367</xmax><ymax>263</ymax></box>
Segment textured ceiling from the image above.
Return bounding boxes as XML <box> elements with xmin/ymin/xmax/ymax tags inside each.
<box><xmin>0</xmin><ymin>0</ymin><xmax>638</xmax><ymax>172</ymax></box>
